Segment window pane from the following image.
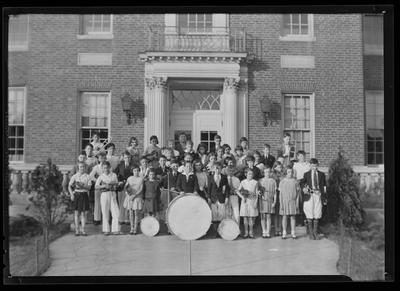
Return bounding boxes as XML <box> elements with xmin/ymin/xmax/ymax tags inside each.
<box><xmin>291</xmin><ymin>25</ymin><xmax>300</xmax><ymax>34</ymax></box>
<box><xmin>17</xmin><ymin>138</ymin><xmax>24</xmax><ymax>148</ymax></box>
<box><xmin>292</xmin><ymin>14</ymin><xmax>299</xmax><ymax>24</ymax></box>
<box><xmin>376</xmin><ymin>140</ymin><xmax>383</xmax><ymax>152</ymax></box>
<box><xmin>300</xmin><ymin>14</ymin><xmax>308</xmax><ymax>25</ymax></box>
<box><xmin>9</xmin><ymin>15</ymin><xmax>28</xmax><ymax>46</ymax></box>
<box><xmin>17</xmin><ymin>126</ymin><xmax>24</xmax><ymax>136</ymax></box>
<box><xmin>9</xmin><ymin>126</ymin><xmax>16</xmax><ymax>137</ymax></box>
<box><xmin>368</xmin><ymin>153</ymin><xmax>375</xmax><ymax>164</ymax></box>
<box><xmin>9</xmin><ymin>138</ymin><xmax>16</xmax><ymax>149</ymax></box>
<box><xmin>367</xmin><ymin>141</ymin><xmax>375</xmax><ymax>152</ymax></box>
<box><xmin>205</xmin><ymin>14</ymin><xmax>212</xmax><ymax>22</ymax></box>
<box><xmin>375</xmin><ymin>153</ymin><xmax>383</xmax><ymax>164</ymax></box>
<box><xmin>201</xmin><ymin>132</ymin><xmax>208</xmax><ymax>140</ymax></box>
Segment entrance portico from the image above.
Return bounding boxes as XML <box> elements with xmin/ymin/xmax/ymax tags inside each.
<box><xmin>139</xmin><ymin>52</ymin><xmax>249</xmax><ymax>148</ymax></box>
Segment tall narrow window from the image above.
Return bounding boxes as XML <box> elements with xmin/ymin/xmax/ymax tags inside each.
<box><xmin>363</xmin><ymin>15</ymin><xmax>383</xmax><ymax>55</ymax></box>
<box><xmin>283</xmin><ymin>94</ymin><xmax>312</xmax><ymax>157</ymax></box>
<box><xmin>366</xmin><ymin>90</ymin><xmax>384</xmax><ymax>165</ymax></box>
<box><xmin>8</xmin><ymin>14</ymin><xmax>29</xmax><ymax>50</ymax></box>
<box><xmin>81</xmin><ymin>15</ymin><xmax>112</xmax><ymax>34</ymax></box>
<box><xmin>8</xmin><ymin>88</ymin><xmax>25</xmax><ymax>162</ymax></box>
<box><xmin>178</xmin><ymin>14</ymin><xmax>213</xmax><ymax>34</ymax></box>
<box><xmin>80</xmin><ymin>92</ymin><xmax>110</xmax><ymax>150</ymax></box>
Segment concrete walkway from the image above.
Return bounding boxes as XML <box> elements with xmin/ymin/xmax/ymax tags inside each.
<box><xmin>42</xmin><ymin>223</ymin><xmax>339</xmax><ymax>276</ymax></box>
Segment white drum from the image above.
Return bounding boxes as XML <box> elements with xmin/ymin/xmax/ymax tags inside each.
<box><xmin>166</xmin><ymin>193</ymin><xmax>212</xmax><ymax>240</ymax></box>
<box><xmin>217</xmin><ymin>218</ymin><xmax>240</xmax><ymax>241</ymax></box>
<box><xmin>140</xmin><ymin>216</ymin><xmax>160</xmax><ymax>237</ymax></box>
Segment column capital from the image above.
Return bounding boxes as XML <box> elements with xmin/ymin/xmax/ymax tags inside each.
<box><xmin>223</xmin><ymin>77</ymin><xmax>240</xmax><ymax>91</ymax></box>
<box><xmin>145</xmin><ymin>76</ymin><xmax>168</xmax><ymax>90</ymax></box>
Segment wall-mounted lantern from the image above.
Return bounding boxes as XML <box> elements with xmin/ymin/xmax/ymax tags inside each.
<box><xmin>259</xmin><ymin>97</ymin><xmax>272</xmax><ymax>126</ymax></box>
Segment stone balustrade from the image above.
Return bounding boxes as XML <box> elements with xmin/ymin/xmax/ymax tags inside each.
<box><xmin>8</xmin><ymin>163</ymin><xmax>74</xmax><ymax>195</ymax></box>
<box><xmin>319</xmin><ymin>165</ymin><xmax>385</xmax><ymax>196</ymax></box>
<box><xmin>8</xmin><ymin>163</ymin><xmax>384</xmax><ymax>196</ymax></box>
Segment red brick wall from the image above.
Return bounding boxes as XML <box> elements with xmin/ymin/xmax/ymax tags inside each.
<box><xmin>8</xmin><ymin>14</ymin><xmax>162</xmax><ymax>165</ymax></box>
<box><xmin>230</xmin><ymin>14</ymin><xmax>365</xmax><ymax>167</ymax></box>
<box><xmin>8</xmin><ymin>14</ymin><xmax>366</xmax><ymax>167</ymax></box>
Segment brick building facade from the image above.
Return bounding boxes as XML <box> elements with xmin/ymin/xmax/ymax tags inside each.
<box><xmin>7</xmin><ymin>13</ymin><xmax>384</xmax><ymax>168</ymax></box>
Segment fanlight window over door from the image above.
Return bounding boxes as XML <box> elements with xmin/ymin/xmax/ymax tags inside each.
<box><xmin>171</xmin><ymin>90</ymin><xmax>221</xmax><ymax>111</ymax></box>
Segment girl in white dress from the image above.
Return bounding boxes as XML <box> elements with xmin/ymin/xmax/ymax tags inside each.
<box><xmin>236</xmin><ymin>169</ymin><xmax>260</xmax><ymax>238</ymax></box>
<box><xmin>258</xmin><ymin>167</ymin><xmax>277</xmax><ymax>238</ymax></box>
<box><xmin>123</xmin><ymin>165</ymin><xmax>144</xmax><ymax>234</ymax></box>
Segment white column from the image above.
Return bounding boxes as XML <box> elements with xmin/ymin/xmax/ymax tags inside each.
<box><xmin>144</xmin><ymin>77</ymin><xmax>168</xmax><ymax>147</ymax></box>
<box><xmin>222</xmin><ymin>77</ymin><xmax>240</xmax><ymax>148</ymax></box>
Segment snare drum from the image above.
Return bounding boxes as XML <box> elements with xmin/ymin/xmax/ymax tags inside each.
<box><xmin>217</xmin><ymin>218</ymin><xmax>240</xmax><ymax>241</ymax></box>
<box><xmin>166</xmin><ymin>193</ymin><xmax>212</xmax><ymax>240</ymax></box>
<box><xmin>140</xmin><ymin>216</ymin><xmax>160</xmax><ymax>237</ymax></box>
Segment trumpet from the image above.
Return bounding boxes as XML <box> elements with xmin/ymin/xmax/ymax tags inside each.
<box><xmin>94</xmin><ymin>137</ymin><xmax>113</xmax><ymax>155</ymax></box>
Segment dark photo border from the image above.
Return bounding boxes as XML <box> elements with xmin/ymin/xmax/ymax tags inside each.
<box><xmin>2</xmin><ymin>1</ymin><xmax>397</xmax><ymax>285</ymax></box>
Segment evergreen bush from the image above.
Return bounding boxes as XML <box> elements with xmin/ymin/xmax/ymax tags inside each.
<box><xmin>27</xmin><ymin>158</ymin><xmax>70</xmax><ymax>238</ymax></box>
<box><xmin>326</xmin><ymin>147</ymin><xmax>365</xmax><ymax>229</ymax></box>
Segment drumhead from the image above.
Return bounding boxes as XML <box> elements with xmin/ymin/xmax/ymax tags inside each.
<box><xmin>217</xmin><ymin>219</ymin><xmax>240</xmax><ymax>241</ymax></box>
<box><xmin>140</xmin><ymin>216</ymin><xmax>160</xmax><ymax>237</ymax></box>
<box><xmin>166</xmin><ymin>193</ymin><xmax>211</xmax><ymax>240</ymax></box>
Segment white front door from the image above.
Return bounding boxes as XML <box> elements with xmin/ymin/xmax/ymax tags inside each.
<box><xmin>193</xmin><ymin>110</ymin><xmax>222</xmax><ymax>152</ymax></box>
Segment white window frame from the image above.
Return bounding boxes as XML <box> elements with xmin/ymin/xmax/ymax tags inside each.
<box><xmin>77</xmin><ymin>14</ymin><xmax>114</xmax><ymax>40</ymax></box>
<box><xmin>282</xmin><ymin>93</ymin><xmax>315</xmax><ymax>158</ymax></box>
<box><xmin>279</xmin><ymin>14</ymin><xmax>316</xmax><ymax>42</ymax></box>
<box><xmin>8</xmin><ymin>87</ymin><xmax>27</xmax><ymax>163</ymax></box>
<box><xmin>79</xmin><ymin>91</ymin><xmax>112</xmax><ymax>150</ymax></box>
<box><xmin>165</xmin><ymin>14</ymin><xmax>229</xmax><ymax>35</ymax></box>
<box><xmin>8</xmin><ymin>14</ymin><xmax>29</xmax><ymax>51</ymax></box>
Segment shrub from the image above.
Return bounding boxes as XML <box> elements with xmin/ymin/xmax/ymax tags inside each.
<box><xmin>326</xmin><ymin>147</ymin><xmax>365</xmax><ymax>229</ymax></box>
<box><xmin>26</xmin><ymin>158</ymin><xmax>70</xmax><ymax>238</ymax></box>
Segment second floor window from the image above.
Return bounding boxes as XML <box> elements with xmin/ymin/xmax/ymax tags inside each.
<box><xmin>8</xmin><ymin>14</ymin><xmax>29</xmax><ymax>50</ymax></box>
<box><xmin>282</xmin><ymin>14</ymin><xmax>310</xmax><ymax>36</ymax></box>
<box><xmin>178</xmin><ymin>14</ymin><xmax>213</xmax><ymax>34</ymax></box>
<box><xmin>81</xmin><ymin>14</ymin><xmax>112</xmax><ymax>34</ymax></box>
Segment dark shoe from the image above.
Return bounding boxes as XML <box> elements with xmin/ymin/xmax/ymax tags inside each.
<box><xmin>282</xmin><ymin>234</ymin><xmax>287</xmax><ymax>239</ymax></box>
<box><xmin>249</xmin><ymin>234</ymin><xmax>255</xmax><ymax>239</ymax></box>
<box><xmin>291</xmin><ymin>234</ymin><xmax>297</xmax><ymax>240</ymax></box>
<box><xmin>313</xmin><ymin>220</ymin><xmax>321</xmax><ymax>240</ymax></box>
<box><xmin>266</xmin><ymin>234</ymin><xmax>271</xmax><ymax>238</ymax></box>
<box><xmin>104</xmin><ymin>232</ymin><xmax>111</xmax><ymax>236</ymax></box>
<box><xmin>307</xmin><ymin>219</ymin><xmax>314</xmax><ymax>240</ymax></box>
<box><xmin>75</xmin><ymin>232</ymin><xmax>80</xmax><ymax>236</ymax></box>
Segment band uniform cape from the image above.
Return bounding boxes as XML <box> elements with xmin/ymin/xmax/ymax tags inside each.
<box><xmin>300</xmin><ymin>170</ymin><xmax>327</xmax><ymax>204</ymax></box>
<box><xmin>207</xmin><ymin>173</ymin><xmax>230</xmax><ymax>204</ymax></box>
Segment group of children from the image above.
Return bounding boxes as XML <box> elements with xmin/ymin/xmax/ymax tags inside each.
<box><xmin>68</xmin><ymin>131</ymin><xmax>327</xmax><ymax>240</ymax></box>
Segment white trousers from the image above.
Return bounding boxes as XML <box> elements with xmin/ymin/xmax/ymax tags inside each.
<box><xmin>227</xmin><ymin>195</ymin><xmax>240</xmax><ymax>224</ymax></box>
<box><xmin>94</xmin><ymin>189</ymin><xmax>102</xmax><ymax>221</ymax></box>
<box><xmin>100</xmin><ymin>191</ymin><xmax>120</xmax><ymax>233</ymax></box>
<box><xmin>118</xmin><ymin>191</ymin><xmax>129</xmax><ymax>222</ymax></box>
<box><xmin>303</xmin><ymin>193</ymin><xmax>322</xmax><ymax>219</ymax></box>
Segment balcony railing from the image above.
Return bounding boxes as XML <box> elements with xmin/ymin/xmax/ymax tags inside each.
<box><xmin>147</xmin><ymin>25</ymin><xmax>260</xmax><ymax>55</ymax></box>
